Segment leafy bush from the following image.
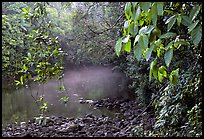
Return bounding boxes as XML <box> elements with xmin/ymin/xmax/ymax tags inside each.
<box><xmin>115</xmin><ymin>2</ymin><xmax>202</xmax><ymax>137</ymax></box>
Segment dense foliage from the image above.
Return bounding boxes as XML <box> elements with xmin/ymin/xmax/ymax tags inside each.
<box><xmin>115</xmin><ymin>2</ymin><xmax>202</xmax><ymax>137</ymax></box>
<box><xmin>2</xmin><ymin>2</ymin><xmax>64</xmax><ymax>86</ymax></box>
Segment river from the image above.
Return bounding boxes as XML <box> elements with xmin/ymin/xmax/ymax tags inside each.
<box><xmin>2</xmin><ymin>65</ymin><xmax>130</xmax><ymax>127</ymax></box>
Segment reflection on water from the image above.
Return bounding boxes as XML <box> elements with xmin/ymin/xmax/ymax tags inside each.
<box><xmin>2</xmin><ymin>66</ymin><xmax>129</xmax><ymax>127</ymax></box>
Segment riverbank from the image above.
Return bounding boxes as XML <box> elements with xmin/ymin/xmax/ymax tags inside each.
<box><xmin>2</xmin><ymin>97</ymin><xmax>155</xmax><ymax>137</ymax></box>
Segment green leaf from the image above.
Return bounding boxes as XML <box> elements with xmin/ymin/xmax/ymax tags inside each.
<box><xmin>158</xmin><ymin>66</ymin><xmax>167</xmax><ymax>77</ymax></box>
<box><xmin>23</xmin><ymin>64</ymin><xmax>28</xmax><ymax>72</ymax></box>
<box><xmin>15</xmin><ymin>80</ymin><xmax>21</xmax><ymax>86</ymax></box>
<box><xmin>121</xmin><ymin>43</ymin><xmax>126</xmax><ymax>51</ymax></box>
<box><xmin>20</xmin><ymin>76</ymin><xmax>24</xmax><ymax>84</ymax></box>
<box><xmin>124</xmin><ymin>41</ymin><xmax>131</xmax><ymax>52</ymax></box>
<box><xmin>22</xmin><ymin>8</ymin><xmax>28</xmax><ymax>13</ymax></box>
<box><xmin>129</xmin><ymin>22</ymin><xmax>138</xmax><ymax>36</ymax></box>
<box><xmin>169</xmin><ymin>68</ymin><xmax>179</xmax><ymax>86</ymax></box>
<box><xmin>143</xmin><ymin>34</ymin><xmax>149</xmax><ymax>48</ymax></box>
<box><xmin>132</xmin><ymin>2</ymin><xmax>138</xmax><ymax>8</ymax></box>
<box><xmin>53</xmin><ymin>49</ymin><xmax>59</xmax><ymax>55</ymax></box>
<box><xmin>149</xmin><ymin>60</ymin><xmax>157</xmax><ymax>81</ymax></box>
<box><xmin>174</xmin><ymin>40</ymin><xmax>190</xmax><ymax>48</ymax></box>
<box><xmin>189</xmin><ymin>5</ymin><xmax>201</xmax><ymax>21</ymax></box>
<box><xmin>139</xmin><ymin>20</ymin><xmax>144</xmax><ymax>26</ymax></box>
<box><xmin>160</xmin><ymin>32</ymin><xmax>176</xmax><ymax>39</ymax></box>
<box><xmin>166</xmin><ymin>15</ymin><xmax>176</xmax><ymax>31</ymax></box>
<box><xmin>181</xmin><ymin>16</ymin><xmax>192</xmax><ymax>26</ymax></box>
<box><xmin>115</xmin><ymin>38</ymin><xmax>123</xmax><ymax>57</ymax></box>
<box><xmin>177</xmin><ymin>14</ymin><xmax>182</xmax><ymax>27</ymax></box>
<box><xmin>146</xmin><ymin>26</ymin><xmax>155</xmax><ymax>34</ymax></box>
<box><xmin>122</xmin><ymin>35</ymin><xmax>130</xmax><ymax>43</ymax></box>
<box><xmin>157</xmin><ymin>3</ymin><xmax>163</xmax><ymax>16</ymax></box>
<box><xmin>134</xmin><ymin>44</ymin><xmax>143</xmax><ymax>62</ymax></box>
<box><xmin>140</xmin><ymin>2</ymin><xmax>151</xmax><ymax>12</ymax></box>
<box><xmin>27</xmin><ymin>6</ymin><xmax>30</xmax><ymax>12</ymax></box>
<box><xmin>188</xmin><ymin>20</ymin><xmax>199</xmax><ymax>33</ymax></box>
<box><xmin>158</xmin><ymin>66</ymin><xmax>167</xmax><ymax>82</ymax></box>
<box><xmin>134</xmin><ymin>35</ymin><xmax>140</xmax><ymax>46</ymax></box>
<box><xmin>125</xmin><ymin>2</ymin><xmax>131</xmax><ymax>19</ymax></box>
<box><xmin>151</xmin><ymin>3</ymin><xmax>158</xmax><ymax>26</ymax></box>
<box><xmin>164</xmin><ymin>47</ymin><xmax>173</xmax><ymax>67</ymax></box>
<box><xmin>191</xmin><ymin>25</ymin><xmax>202</xmax><ymax>46</ymax></box>
<box><xmin>146</xmin><ymin>44</ymin><xmax>155</xmax><ymax>61</ymax></box>
<box><xmin>139</xmin><ymin>26</ymin><xmax>148</xmax><ymax>34</ymax></box>
<box><xmin>134</xmin><ymin>6</ymin><xmax>141</xmax><ymax>21</ymax></box>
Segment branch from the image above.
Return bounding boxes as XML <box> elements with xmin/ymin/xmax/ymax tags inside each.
<box><xmin>87</xmin><ymin>14</ymin><xmax>124</xmax><ymax>35</ymax></box>
<box><xmin>79</xmin><ymin>3</ymin><xmax>96</xmax><ymax>21</ymax></box>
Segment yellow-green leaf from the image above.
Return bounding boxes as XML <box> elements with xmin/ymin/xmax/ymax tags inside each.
<box><xmin>125</xmin><ymin>41</ymin><xmax>131</xmax><ymax>52</ymax></box>
<box><xmin>169</xmin><ymin>68</ymin><xmax>179</xmax><ymax>86</ymax></box>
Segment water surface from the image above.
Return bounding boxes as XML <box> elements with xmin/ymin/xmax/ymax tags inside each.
<box><xmin>2</xmin><ymin>65</ymin><xmax>129</xmax><ymax>127</ymax></box>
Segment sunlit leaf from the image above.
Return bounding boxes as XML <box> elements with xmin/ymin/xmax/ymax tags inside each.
<box><xmin>134</xmin><ymin>6</ymin><xmax>141</xmax><ymax>20</ymax></box>
<box><xmin>20</xmin><ymin>76</ymin><xmax>24</xmax><ymax>84</ymax></box>
<box><xmin>169</xmin><ymin>68</ymin><xmax>179</xmax><ymax>86</ymax></box>
<box><xmin>139</xmin><ymin>26</ymin><xmax>148</xmax><ymax>34</ymax></box>
<box><xmin>115</xmin><ymin>38</ymin><xmax>123</xmax><ymax>57</ymax></box>
<box><xmin>15</xmin><ymin>80</ymin><xmax>21</xmax><ymax>85</ymax></box>
<box><xmin>158</xmin><ymin>66</ymin><xmax>167</xmax><ymax>82</ymax></box>
<box><xmin>125</xmin><ymin>41</ymin><xmax>131</xmax><ymax>52</ymax></box>
<box><xmin>122</xmin><ymin>35</ymin><xmax>130</xmax><ymax>43</ymax></box>
<box><xmin>22</xmin><ymin>8</ymin><xmax>28</xmax><ymax>13</ymax></box>
<box><xmin>146</xmin><ymin>26</ymin><xmax>155</xmax><ymax>35</ymax></box>
<box><xmin>124</xmin><ymin>20</ymin><xmax>129</xmax><ymax>28</ymax></box>
<box><xmin>23</xmin><ymin>64</ymin><xmax>28</xmax><ymax>72</ymax></box>
<box><xmin>134</xmin><ymin>35</ymin><xmax>140</xmax><ymax>46</ymax></box>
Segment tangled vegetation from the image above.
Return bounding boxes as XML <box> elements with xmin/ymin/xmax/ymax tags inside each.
<box><xmin>115</xmin><ymin>2</ymin><xmax>202</xmax><ymax>137</ymax></box>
